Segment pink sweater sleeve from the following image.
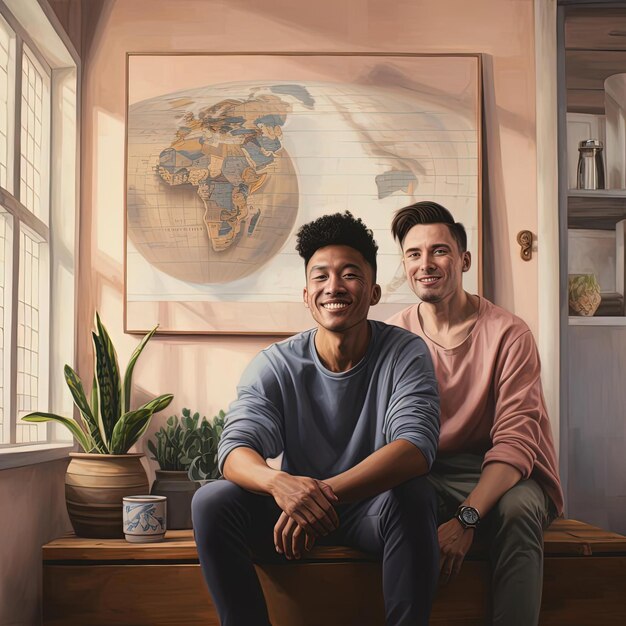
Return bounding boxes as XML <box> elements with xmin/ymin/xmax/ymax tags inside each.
<box><xmin>482</xmin><ymin>330</ymin><xmax>545</xmax><ymax>478</ymax></box>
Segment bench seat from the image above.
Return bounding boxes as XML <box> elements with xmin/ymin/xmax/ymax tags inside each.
<box><xmin>41</xmin><ymin>518</ymin><xmax>626</xmax><ymax>625</ymax></box>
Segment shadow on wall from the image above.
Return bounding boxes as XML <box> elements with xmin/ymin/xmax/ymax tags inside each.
<box><xmin>480</xmin><ymin>54</ymin><xmax>512</xmax><ymax>308</ymax></box>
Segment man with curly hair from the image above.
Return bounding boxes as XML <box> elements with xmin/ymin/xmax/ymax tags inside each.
<box><xmin>193</xmin><ymin>211</ymin><xmax>441</xmax><ymax>626</ymax></box>
<box><xmin>386</xmin><ymin>201</ymin><xmax>563</xmax><ymax>626</ymax></box>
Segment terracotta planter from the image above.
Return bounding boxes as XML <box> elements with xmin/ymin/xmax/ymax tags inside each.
<box><xmin>150</xmin><ymin>470</ymin><xmax>200</xmax><ymax>530</ymax></box>
<box><xmin>65</xmin><ymin>453</ymin><xmax>149</xmax><ymax>538</ymax></box>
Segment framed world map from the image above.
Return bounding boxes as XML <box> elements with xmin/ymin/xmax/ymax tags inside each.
<box><xmin>125</xmin><ymin>53</ymin><xmax>482</xmax><ymax>334</ymax></box>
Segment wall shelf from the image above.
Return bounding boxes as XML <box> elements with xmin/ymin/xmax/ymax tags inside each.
<box><xmin>568</xmin><ymin>316</ymin><xmax>626</xmax><ymax>326</ymax></box>
<box><xmin>568</xmin><ymin>190</ymin><xmax>626</xmax><ymax>229</ymax></box>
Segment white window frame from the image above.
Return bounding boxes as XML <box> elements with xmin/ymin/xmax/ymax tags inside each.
<box><xmin>0</xmin><ymin>0</ymin><xmax>78</xmax><ymax>470</ymax></box>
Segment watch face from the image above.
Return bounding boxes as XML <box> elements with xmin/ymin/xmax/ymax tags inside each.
<box><xmin>461</xmin><ymin>507</ymin><xmax>479</xmax><ymax>525</ymax></box>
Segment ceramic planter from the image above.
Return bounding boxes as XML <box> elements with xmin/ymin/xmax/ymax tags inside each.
<box><xmin>150</xmin><ymin>470</ymin><xmax>200</xmax><ymax>529</ymax></box>
<box><xmin>65</xmin><ymin>453</ymin><xmax>149</xmax><ymax>538</ymax></box>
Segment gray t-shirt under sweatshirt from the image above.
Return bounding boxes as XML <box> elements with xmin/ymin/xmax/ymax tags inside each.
<box><xmin>218</xmin><ymin>320</ymin><xmax>440</xmax><ymax>479</ymax></box>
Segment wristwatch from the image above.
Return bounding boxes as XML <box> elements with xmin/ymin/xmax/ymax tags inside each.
<box><xmin>456</xmin><ymin>504</ymin><xmax>481</xmax><ymax>529</ymax></box>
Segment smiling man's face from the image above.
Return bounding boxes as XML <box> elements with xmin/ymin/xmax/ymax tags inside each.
<box><xmin>401</xmin><ymin>223</ymin><xmax>471</xmax><ymax>304</ymax></box>
<box><xmin>303</xmin><ymin>244</ymin><xmax>381</xmax><ymax>334</ymax></box>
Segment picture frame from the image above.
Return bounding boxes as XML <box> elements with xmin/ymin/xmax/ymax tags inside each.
<box><xmin>125</xmin><ymin>52</ymin><xmax>482</xmax><ymax>334</ymax></box>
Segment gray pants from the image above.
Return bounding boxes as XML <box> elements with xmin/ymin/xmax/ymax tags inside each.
<box><xmin>192</xmin><ymin>476</ymin><xmax>439</xmax><ymax>626</ymax></box>
<box><xmin>427</xmin><ymin>454</ymin><xmax>557</xmax><ymax>626</ymax></box>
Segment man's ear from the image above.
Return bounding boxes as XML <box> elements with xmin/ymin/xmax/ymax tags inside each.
<box><xmin>303</xmin><ymin>287</ymin><xmax>309</xmax><ymax>308</ymax></box>
<box><xmin>370</xmin><ymin>284</ymin><xmax>382</xmax><ymax>306</ymax></box>
<box><xmin>462</xmin><ymin>251</ymin><xmax>472</xmax><ymax>272</ymax></box>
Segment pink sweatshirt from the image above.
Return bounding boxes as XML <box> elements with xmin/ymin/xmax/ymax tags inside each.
<box><xmin>387</xmin><ymin>296</ymin><xmax>564</xmax><ymax>514</ymax></box>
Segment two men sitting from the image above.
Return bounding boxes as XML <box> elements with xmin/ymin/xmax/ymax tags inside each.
<box><xmin>192</xmin><ymin>203</ymin><xmax>562</xmax><ymax>626</ymax></box>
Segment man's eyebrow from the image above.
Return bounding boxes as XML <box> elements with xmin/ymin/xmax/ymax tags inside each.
<box><xmin>404</xmin><ymin>242</ymin><xmax>452</xmax><ymax>253</ymax></box>
<box><xmin>308</xmin><ymin>263</ymin><xmax>362</xmax><ymax>273</ymax></box>
<box><xmin>341</xmin><ymin>263</ymin><xmax>362</xmax><ymax>272</ymax></box>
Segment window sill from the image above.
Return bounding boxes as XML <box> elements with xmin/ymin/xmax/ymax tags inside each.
<box><xmin>0</xmin><ymin>443</ymin><xmax>74</xmax><ymax>470</ymax></box>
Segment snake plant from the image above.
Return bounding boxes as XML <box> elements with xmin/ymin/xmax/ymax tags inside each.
<box><xmin>22</xmin><ymin>313</ymin><xmax>173</xmax><ymax>454</ymax></box>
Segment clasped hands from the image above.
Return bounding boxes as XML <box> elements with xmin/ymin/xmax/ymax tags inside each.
<box><xmin>270</xmin><ymin>473</ymin><xmax>339</xmax><ymax>560</ymax></box>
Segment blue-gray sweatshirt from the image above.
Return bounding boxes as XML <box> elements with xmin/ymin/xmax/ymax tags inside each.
<box><xmin>218</xmin><ymin>320</ymin><xmax>440</xmax><ymax>479</ymax></box>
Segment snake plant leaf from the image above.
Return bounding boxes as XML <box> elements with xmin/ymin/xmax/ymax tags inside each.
<box><xmin>92</xmin><ymin>322</ymin><xmax>121</xmax><ymax>444</ymax></box>
<box><xmin>21</xmin><ymin>412</ymin><xmax>95</xmax><ymax>453</ymax></box>
<box><xmin>90</xmin><ymin>373</ymin><xmax>107</xmax><ymax>450</ymax></box>
<box><xmin>137</xmin><ymin>393</ymin><xmax>174</xmax><ymax>416</ymax></box>
<box><xmin>110</xmin><ymin>394</ymin><xmax>173</xmax><ymax>454</ymax></box>
<box><xmin>123</xmin><ymin>325</ymin><xmax>158</xmax><ymax>413</ymax></box>
<box><xmin>109</xmin><ymin>407</ymin><xmax>153</xmax><ymax>454</ymax></box>
<box><xmin>64</xmin><ymin>365</ymin><xmax>107</xmax><ymax>453</ymax></box>
<box><xmin>147</xmin><ymin>438</ymin><xmax>158</xmax><ymax>460</ymax></box>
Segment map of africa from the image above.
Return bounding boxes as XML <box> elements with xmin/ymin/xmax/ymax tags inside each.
<box><xmin>127</xmin><ymin>84</ymin><xmax>313</xmax><ymax>284</ymax></box>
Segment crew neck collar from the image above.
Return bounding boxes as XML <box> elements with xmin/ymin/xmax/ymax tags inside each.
<box><xmin>417</xmin><ymin>295</ymin><xmax>483</xmax><ymax>353</ymax></box>
<box><xmin>310</xmin><ymin>320</ymin><xmax>377</xmax><ymax>377</ymax></box>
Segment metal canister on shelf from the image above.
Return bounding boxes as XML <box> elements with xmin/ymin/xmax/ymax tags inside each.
<box><xmin>577</xmin><ymin>139</ymin><xmax>605</xmax><ymax>190</ymax></box>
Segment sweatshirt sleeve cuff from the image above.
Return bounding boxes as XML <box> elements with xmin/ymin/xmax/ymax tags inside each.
<box><xmin>396</xmin><ymin>435</ymin><xmax>436</xmax><ymax>470</ymax></box>
<box><xmin>482</xmin><ymin>442</ymin><xmax>535</xmax><ymax>479</ymax></box>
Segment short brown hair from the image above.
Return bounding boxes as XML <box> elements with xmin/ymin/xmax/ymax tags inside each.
<box><xmin>391</xmin><ymin>201</ymin><xmax>467</xmax><ymax>252</ymax></box>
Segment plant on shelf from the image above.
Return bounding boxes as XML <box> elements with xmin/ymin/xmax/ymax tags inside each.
<box><xmin>148</xmin><ymin>408</ymin><xmax>201</xmax><ymax>472</ymax></box>
<box><xmin>20</xmin><ymin>313</ymin><xmax>174</xmax><ymax>538</ymax></box>
<box><xmin>187</xmin><ymin>409</ymin><xmax>225</xmax><ymax>482</ymax></box>
<box><xmin>148</xmin><ymin>407</ymin><xmax>225</xmax><ymax>477</ymax></box>
<box><xmin>148</xmin><ymin>407</ymin><xmax>225</xmax><ymax>529</ymax></box>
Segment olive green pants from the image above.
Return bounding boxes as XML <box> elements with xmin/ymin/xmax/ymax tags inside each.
<box><xmin>427</xmin><ymin>454</ymin><xmax>557</xmax><ymax>626</ymax></box>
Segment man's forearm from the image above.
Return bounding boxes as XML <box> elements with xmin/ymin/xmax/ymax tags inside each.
<box><xmin>222</xmin><ymin>446</ymin><xmax>280</xmax><ymax>495</ymax></box>
<box><xmin>325</xmin><ymin>439</ymin><xmax>429</xmax><ymax>503</ymax></box>
<box><xmin>223</xmin><ymin>446</ymin><xmax>339</xmax><ymax>536</ymax></box>
<box><xmin>462</xmin><ymin>461</ymin><xmax>522</xmax><ymax>517</ymax></box>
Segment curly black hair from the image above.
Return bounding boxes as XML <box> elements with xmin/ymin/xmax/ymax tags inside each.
<box><xmin>295</xmin><ymin>211</ymin><xmax>378</xmax><ymax>277</ymax></box>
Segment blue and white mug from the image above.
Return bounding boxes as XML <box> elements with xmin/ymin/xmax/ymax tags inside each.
<box><xmin>122</xmin><ymin>495</ymin><xmax>167</xmax><ymax>543</ymax></box>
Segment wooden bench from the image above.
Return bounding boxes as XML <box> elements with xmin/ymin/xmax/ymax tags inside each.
<box><xmin>42</xmin><ymin>519</ymin><xmax>626</xmax><ymax>626</ymax></box>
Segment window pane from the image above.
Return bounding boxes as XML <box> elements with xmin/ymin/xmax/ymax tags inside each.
<box><xmin>0</xmin><ymin>209</ymin><xmax>11</xmax><ymax>444</ymax></box>
<box><xmin>16</xmin><ymin>226</ymin><xmax>46</xmax><ymax>444</ymax></box>
<box><xmin>20</xmin><ymin>46</ymin><xmax>49</xmax><ymax>223</ymax></box>
<box><xmin>0</xmin><ymin>15</ymin><xmax>14</xmax><ymax>192</ymax></box>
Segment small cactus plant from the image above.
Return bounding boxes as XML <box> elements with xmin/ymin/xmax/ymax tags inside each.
<box><xmin>187</xmin><ymin>410</ymin><xmax>225</xmax><ymax>481</ymax></box>
<box><xmin>148</xmin><ymin>408</ymin><xmax>225</xmax><ymax>481</ymax></box>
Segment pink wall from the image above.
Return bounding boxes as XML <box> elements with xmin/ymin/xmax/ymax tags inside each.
<box><xmin>0</xmin><ymin>3</ymin><xmax>539</xmax><ymax>624</ymax></box>
<box><xmin>79</xmin><ymin>0</ymin><xmax>539</xmax><ymax>445</ymax></box>
<box><xmin>0</xmin><ymin>459</ymin><xmax>71</xmax><ymax>625</ymax></box>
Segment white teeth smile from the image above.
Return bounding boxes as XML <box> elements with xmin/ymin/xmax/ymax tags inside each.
<box><xmin>323</xmin><ymin>302</ymin><xmax>349</xmax><ymax>310</ymax></box>
<box><xmin>420</xmin><ymin>277</ymin><xmax>439</xmax><ymax>284</ymax></box>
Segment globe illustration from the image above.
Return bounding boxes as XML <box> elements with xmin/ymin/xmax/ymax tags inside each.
<box><xmin>127</xmin><ymin>84</ymin><xmax>302</xmax><ymax>284</ymax></box>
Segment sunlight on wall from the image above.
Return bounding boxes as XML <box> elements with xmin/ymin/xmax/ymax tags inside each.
<box><xmin>94</xmin><ymin>108</ymin><xmax>125</xmax><ymax>266</ymax></box>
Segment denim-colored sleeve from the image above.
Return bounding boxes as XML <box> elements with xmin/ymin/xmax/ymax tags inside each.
<box><xmin>217</xmin><ymin>352</ymin><xmax>285</xmax><ymax>474</ymax></box>
<box><xmin>384</xmin><ymin>337</ymin><xmax>440</xmax><ymax>469</ymax></box>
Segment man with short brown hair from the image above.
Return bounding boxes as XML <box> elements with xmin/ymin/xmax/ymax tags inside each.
<box><xmin>387</xmin><ymin>200</ymin><xmax>563</xmax><ymax>626</ymax></box>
